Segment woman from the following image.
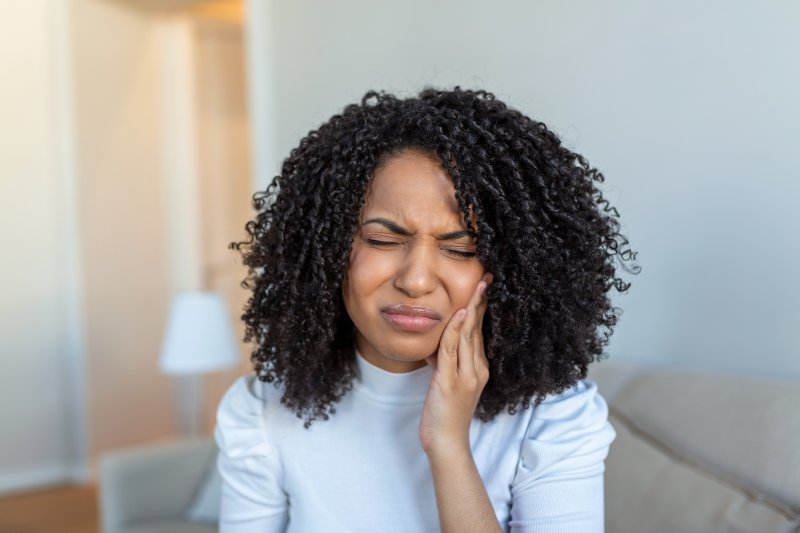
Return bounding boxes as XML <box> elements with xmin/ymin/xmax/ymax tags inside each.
<box><xmin>215</xmin><ymin>87</ymin><xmax>639</xmax><ymax>532</ymax></box>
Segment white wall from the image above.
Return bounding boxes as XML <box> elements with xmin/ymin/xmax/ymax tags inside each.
<box><xmin>70</xmin><ymin>0</ymin><xmax>180</xmax><ymax>456</ymax></box>
<box><xmin>1</xmin><ymin>0</ymin><xmax>181</xmax><ymax>491</ymax></box>
<box><xmin>193</xmin><ymin>17</ymin><xmax>254</xmax><ymax>431</ymax></box>
<box><xmin>247</xmin><ymin>0</ymin><xmax>800</xmax><ymax>377</ymax></box>
<box><xmin>0</xmin><ymin>0</ymin><xmax>252</xmax><ymax>493</ymax></box>
<box><xmin>160</xmin><ymin>12</ymin><xmax>253</xmax><ymax>434</ymax></box>
<box><xmin>0</xmin><ymin>0</ymin><xmax>86</xmax><ymax>491</ymax></box>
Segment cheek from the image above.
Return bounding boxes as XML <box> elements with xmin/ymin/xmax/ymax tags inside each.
<box><xmin>345</xmin><ymin>244</ymin><xmax>389</xmax><ymax>300</ymax></box>
<box><xmin>446</xmin><ymin>266</ymin><xmax>485</xmax><ymax>309</ymax></box>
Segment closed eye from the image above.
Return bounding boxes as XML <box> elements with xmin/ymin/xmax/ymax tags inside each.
<box><xmin>365</xmin><ymin>239</ymin><xmax>477</xmax><ymax>258</ymax></box>
<box><xmin>446</xmin><ymin>249</ymin><xmax>477</xmax><ymax>258</ymax></box>
<box><xmin>366</xmin><ymin>239</ymin><xmax>399</xmax><ymax>247</ymax></box>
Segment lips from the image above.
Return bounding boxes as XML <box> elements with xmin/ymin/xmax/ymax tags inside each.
<box><xmin>380</xmin><ymin>304</ymin><xmax>442</xmax><ymax>332</ymax></box>
<box><xmin>380</xmin><ymin>304</ymin><xmax>441</xmax><ymax>319</ymax></box>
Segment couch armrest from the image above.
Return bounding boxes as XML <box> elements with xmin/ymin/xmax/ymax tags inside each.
<box><xmin>98</xmin><ymin>437</ymin><xmax>215</xmax><ymax>533</ymax></box>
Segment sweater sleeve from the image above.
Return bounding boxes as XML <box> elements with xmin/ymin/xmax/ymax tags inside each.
<box><xmin>214</xmin><ymin>375</ymin><xmax>289</xmax><ymax>533</ymax></box>
<box><xmin>508</xmin><ymin>379</ymin><xmax>616</xmax><ymax>533</ymax></box>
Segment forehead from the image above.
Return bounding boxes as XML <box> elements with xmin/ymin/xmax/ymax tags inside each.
<box><xmin>361</xmin><ymin>151</ymin><xmax>461</xmax><ymax>225</ymax></box>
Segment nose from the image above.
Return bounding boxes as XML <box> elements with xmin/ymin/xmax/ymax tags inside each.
<box><xmin>393</xmin><ymin>241</ymin><xmax>438</xmax><ymax>298</ymax></box>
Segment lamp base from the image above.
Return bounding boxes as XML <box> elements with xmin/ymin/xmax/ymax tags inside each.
<box><xmin>171</xmin><ymin>374</ymin><xmax>206</xmax><ymax>436</ymax></box>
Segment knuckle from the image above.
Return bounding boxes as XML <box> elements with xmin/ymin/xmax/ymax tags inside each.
<box><xmin>463</xmin><ymin>375</ymin><xmax>479</xmax><ymax>389</ymax></box>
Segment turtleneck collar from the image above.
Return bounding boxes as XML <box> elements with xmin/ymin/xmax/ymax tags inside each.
<box><xmin>353</xmin><ymin>347</ymin><xmax>432</xmax><ymax>404</ymax></box>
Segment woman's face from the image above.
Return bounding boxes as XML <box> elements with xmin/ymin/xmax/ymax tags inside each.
<box><xmin>342</xmin><ymin>149</ymin><xmax>487</xmax><ymax>373</ymax></box>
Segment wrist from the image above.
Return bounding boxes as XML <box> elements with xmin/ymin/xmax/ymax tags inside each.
<box><xmin>424</xmin><ymin>440</ymin><xmax>472</xmax><ymax>465</ymax></box>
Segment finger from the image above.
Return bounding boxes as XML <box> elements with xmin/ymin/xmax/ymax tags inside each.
<box><xmin>458</xmin><ymin>279</ymin><xmax>487</xmax><ymax>376</ymax></box>
<box><xmin>476</xmin><ymin>272</ymin><xmax>493</xmax><ymax>325</ymax></box>
<box><xmin>474</xmin><ymin>274</ymin><xmax>493</xmax><ymax>370</ymax></box>
<box><xmin>438</xmin><ymin>308</ymin><xmax>467</xmax><ymax>381</ymax></box>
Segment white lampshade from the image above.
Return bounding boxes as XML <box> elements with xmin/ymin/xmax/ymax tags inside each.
<box><xmin>159</xmin><ymin>291</ymin><xmax>240</xmax><ymax>374</ymax></box>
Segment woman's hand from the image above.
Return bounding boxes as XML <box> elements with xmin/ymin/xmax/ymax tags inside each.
<box><xmin>418</xmin><ymin>272</ymin><xmax>504</xmax><ymax>533</ymax></box>
<box><xmin>419</xmin><ymin>272</ymin><xmax>493</xmax><ymax>457</ymax></box>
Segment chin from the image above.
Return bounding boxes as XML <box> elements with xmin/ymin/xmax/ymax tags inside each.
<box><xmin>379</xmin><ymin>336</ymin><xmax>439</xmax><ymax>360</ymax></box>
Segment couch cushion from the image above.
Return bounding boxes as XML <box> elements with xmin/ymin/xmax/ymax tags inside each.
<box><xmin>606</xmin><ymin>410</ymin><xmax>800</xmax><ymax>532</ymax></box>
<box><xmin>612</xmin><ymin>368</ymin><xmax>800</xmax><ymax>515</ymax></box>
<box><xmin>125</xmin><ymin>521</ymin><xmax>217</xmax><ymax>533</ymax></box>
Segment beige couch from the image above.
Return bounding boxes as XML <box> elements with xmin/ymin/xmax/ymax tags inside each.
<box><xmin>99</xmin><ymin>359</ymin><xmax>800</xmax><ymax>532</ymax></box>
<box><xmin>99</xmin><ymin>438</ymin><xmax>218</xmax><ymax>533</ymax></box>
<box><xmin>588</xmin><ymin>359</ymin><xmax>800</xmax><ymax>533</ymax></box>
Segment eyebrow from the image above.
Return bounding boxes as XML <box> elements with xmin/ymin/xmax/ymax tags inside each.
<box><xmin>362</xmin><ymin>217</ymin><xmax>472</xmax><ymax>241</ymax></box>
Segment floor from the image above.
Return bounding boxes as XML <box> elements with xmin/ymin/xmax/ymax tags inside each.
<box><xmin>0</xmin><ymin>484</ymin><xmax>98</xmax><ymax>533</ymax></box>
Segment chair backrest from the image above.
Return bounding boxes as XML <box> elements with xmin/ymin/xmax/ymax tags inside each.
<box><xmin>588</xmin><ymin>358</ymin><xmax>800</xmax><ymax>533</ymax></box>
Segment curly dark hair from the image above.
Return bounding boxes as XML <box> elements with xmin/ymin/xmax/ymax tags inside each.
<box><xmin>231</xmin><ymin>87</ymin><xmax>640</xmax><ymax>427</ymax></box>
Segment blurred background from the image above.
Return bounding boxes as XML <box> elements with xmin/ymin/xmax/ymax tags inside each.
<box><xmin>1</xmin><ymin>0</ymin><xmax>798</xmax><ymax>531</ymax></box>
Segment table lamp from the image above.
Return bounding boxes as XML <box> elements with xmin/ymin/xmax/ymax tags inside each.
<box><xmin>159</xmin><ymin>291</ymin><xmax>240</xmax><ymax>435</ymax></box>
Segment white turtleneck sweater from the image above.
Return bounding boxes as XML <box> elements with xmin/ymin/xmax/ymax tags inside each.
<box><xmin>214</xmin><ymin>350</ymin><xmax>616</xmax><ymax>533</ymax></box>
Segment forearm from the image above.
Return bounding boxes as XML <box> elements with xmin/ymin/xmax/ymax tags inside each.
<box><xmin>427</xmin><ymin>446</ymin><xmax>503</xmax><ymax>533</ymax></box>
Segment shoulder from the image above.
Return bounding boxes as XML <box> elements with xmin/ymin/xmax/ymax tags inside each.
<box><xmin>215</xmin><ymin>375</ymin><xmax>282</xmax><ymax>459</ymax></box>
<box><xmin>214</xmin><ymin>376</ymin><xmax>291</xmax><ymax>524</ymax></box>
<box><xmin>530</xmin><ymin>379</ymin><xmax>611</xmax><ymax>430</ymax></box>
<box><xmin>513</xmin><ymin>379</ymin><xmax>616</xmax><ymax>484</ymax></box>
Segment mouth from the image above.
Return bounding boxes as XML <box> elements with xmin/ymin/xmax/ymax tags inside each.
<box><xmin>380</xmin><ymin>304</ymin><xmax>442</xmax><ymax>332</ymax></box>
